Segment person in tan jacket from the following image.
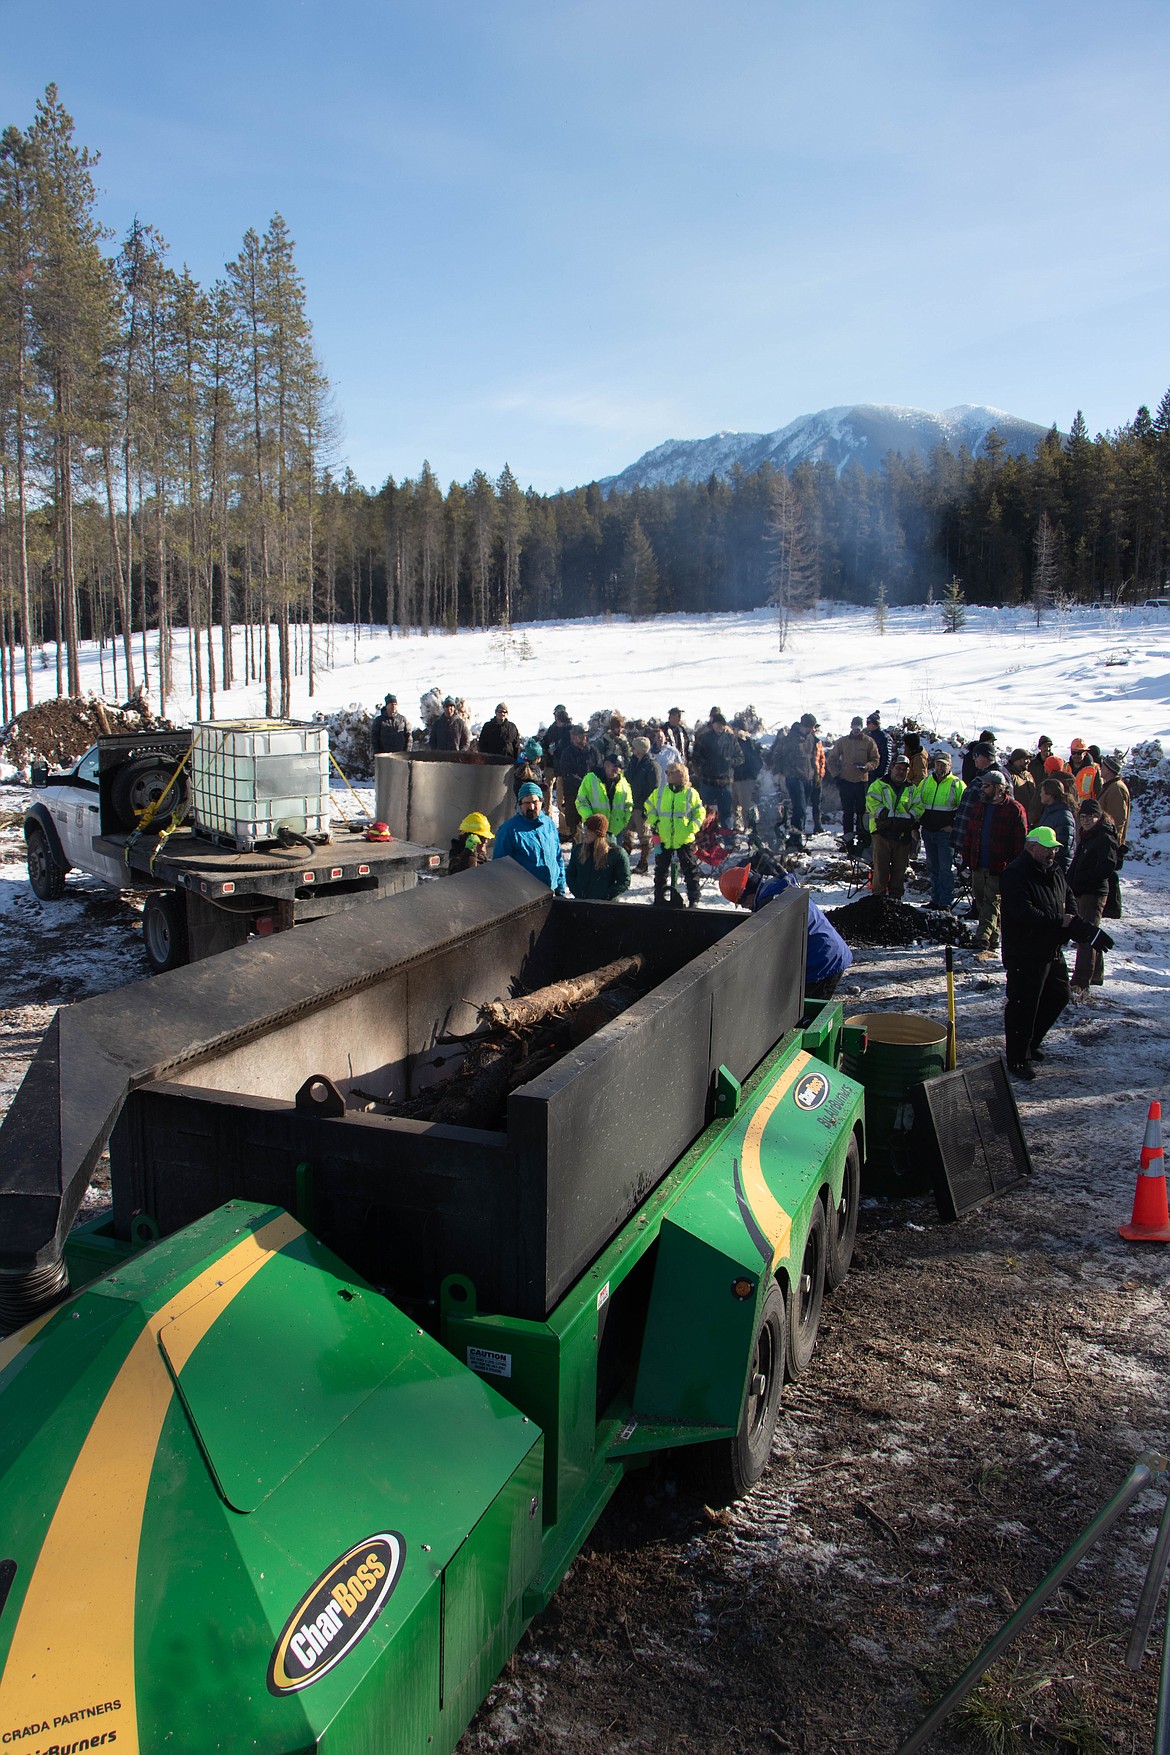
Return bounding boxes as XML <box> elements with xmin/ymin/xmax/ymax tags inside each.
<box><xmin>829</xmin><ymin>716</ymin><xmax>881</xmax><ymax>847</ymax></box>
<box><xmin>1098</xmin><ymin>752</ymin><xmax>1130</xmax><ymax>852</ymax></box>
<box><xmin>903</xmin><ymin>732</ymin><xmax>929</xmax><ymax>785</ymax></box>
<box><xmin>1006</xmin><ymin>748</ymin><xmax>1041</xmax><ymax>827</ymax></box>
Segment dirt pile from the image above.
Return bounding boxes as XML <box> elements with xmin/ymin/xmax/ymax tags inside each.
<box><xmin>827</xmin><ymin>891</ymin><xmax>972</xmax><ymax>947</ymax></box>
<box><xmin>1126</xmin><ymin>740</ymin><xmax>1169</xmax><ymax>851</ymax></box>
<box><xmin>2</xmin><ymin>691</ymin><xmax>173</xmax><ymax>775</ymax></box>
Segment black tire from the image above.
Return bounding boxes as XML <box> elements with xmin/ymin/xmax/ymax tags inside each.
<box><xmin>696</xmin><ymin>1281</ymin><xmax>786</xmax><ymax>1506</ymax></box>
<box><xmin>142</xmin><ymin>891</ymin><xmax>190</xmax><ymax>974</ymax></box>
<box><xmin>785</xmin><ymin>1201</ymin><xmax>826</xmax><ymax>1380</ymax></box>
<box><xmin>26</xmin><ymin>823</ymin><xmax>67</xmax><ymax>900</ymax></box>
<box><xmin>826</xmin><ymin>1134</ymin><xmax>861</xmax><ymax>1293</ymax></box>
<box><xmin>111</xmin><ymin>757</ymin><xmax>185</xmax><ymax>831</ymax></box>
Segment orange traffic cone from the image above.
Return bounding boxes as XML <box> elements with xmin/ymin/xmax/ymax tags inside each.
<box><xmin>1119</xmin><ymin>1101</ymin><xmax>1170</xmax><ymax>1242</ymax></box>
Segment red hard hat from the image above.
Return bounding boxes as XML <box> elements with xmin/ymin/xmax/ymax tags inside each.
<box><xmin>364</xmin><ymin>820</ymin><xmax>393</xmax><ymax>841</ymax></box>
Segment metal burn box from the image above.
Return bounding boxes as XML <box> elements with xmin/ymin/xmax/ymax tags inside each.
<box><xmin>0</xmin><ymin>865</ymin><xmax>808</xmax><ymax>1322</ymax></box>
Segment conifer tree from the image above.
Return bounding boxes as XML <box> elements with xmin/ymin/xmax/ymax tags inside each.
<box><xmin>765</xmin><ymin>471</ymin><xmax>817</xmax><ymax>651</ymax></box>
<box><xmin>1032</xmin><ymin>512</ymin><xmax>1061</xmax><ymax>623</ymax></box>
<box><xmin>497</xmin><ymin>464</ymin><xmax>527</xmax><ymax>627</ymax></box>
<box><xmin>941</xmin><ymin>575</ymin><xmax>966</xmax><ymax>632</ymax></box>
<box><xmin>620</xmin><ymin>518</ymin><xmax>659</xmax><ymax>617</ymax></box>
<box><xmin>0</xmin><ymin>123</ymin><xmax>37</xmax><ymax>706</ymax></box>
<box><xmin>469</xmin><ymin>469</ymin><xmax>497</xmax><ymax>627</ymax></box>
<box><xmin>26</xmin><ymin>85</ymin><xmax>119</xmax><ymax>697</ymax></box>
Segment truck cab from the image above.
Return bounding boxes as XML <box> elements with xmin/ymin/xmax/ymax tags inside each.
<box><xmin>25</xmin><ymin>736</ymin><xmax>189</xmax><ymax>897</ymax></box>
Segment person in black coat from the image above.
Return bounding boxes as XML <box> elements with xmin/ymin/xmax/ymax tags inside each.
<box><xmin>625</xmin><ymin>736</ymin><xmax>659</xmax><ymax>873</ymax></box>
<box><xmin>429</xmin><ymin>697</ymin><xmax>470</xmax><ymax>752</ymax></box>
<box><xmin>554</xmin><ymin>724</ymin><xmax>593</xmax><ymax>840</ymax></box>
<box><xmin>370</xmin><ymin>694</ymin><xmax>410</xmax><ymax>758</ymax></box>
<box><xmin>865</xmin><ymin>712</ymin><xmax>890</xmax><ymax>780</ymax></box>
<box><xmin>961</xmin><ymin>729</ymin><xmax>998</xmax><ymax>785</ymax></box>
<box><xmin>1038</xmin><ymin>777</ymin><xmax>1076</xmax><ymax>873</ymax></box>
<box><xmin>478</xmin><ymin>702</ymin><xmax>522</xmax><ymax>761</ymax></box>
<box><xmin>999</xmin><ymin>827</ymin><xmax>1111</xmax><ymax>1078</ymax></box>
<box><xmin>541</xmin><ymin>705</ymin><xmax>573</xmax><ymax>774</ymax></box>
<box><xmin>1066</xmin><ymin>799</ymin><xmax>1119</xmax><ymax>993</ymax></box>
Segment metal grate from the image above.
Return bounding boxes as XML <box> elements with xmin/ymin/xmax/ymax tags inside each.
<box><xmin>910</xmin><ymin>1056</ymin><xmax>1032</xmax><ymax>1221</ymax></box>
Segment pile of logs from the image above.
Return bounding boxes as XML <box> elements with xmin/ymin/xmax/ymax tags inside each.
<box><xmin>388</xmin><ymin>955</ymin><xmax>645</xmax><ymax>1130</ymax></box>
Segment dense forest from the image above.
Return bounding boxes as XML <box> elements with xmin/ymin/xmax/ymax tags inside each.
<box><xmin>2</xmin><ymin>86</ymin><xmax>1169</xmax><ymax>719</ymax></box>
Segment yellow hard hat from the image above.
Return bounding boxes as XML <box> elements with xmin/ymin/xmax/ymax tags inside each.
<box><xmin>459</xmin><ymin>811</ymin><xmax>492</xmax><ymax>838</ymax></box>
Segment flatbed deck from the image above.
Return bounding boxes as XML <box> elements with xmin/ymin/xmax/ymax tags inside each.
<box><xmin>94</xmin><ymin>823</ymin><xmax>440</xmax><ymax>894</ymax></box>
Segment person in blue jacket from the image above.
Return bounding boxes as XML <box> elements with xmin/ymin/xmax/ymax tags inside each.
<box><xmin>492</xmin><ymin>781</ymin><xmax>568</xmax><ymax>894</ymax></box>
<box><xmin>719</xmin><ymin>862</ymin><xmax>853</xmax><ymax>1000</ymax></box>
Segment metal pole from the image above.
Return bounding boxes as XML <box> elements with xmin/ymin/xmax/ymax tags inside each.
<box><xmin>897</xmin><ymin>1455</ymin><xmax>1165</xmax><ymax>1755</ymax></box>
<box><xmin>1156</xmin><ymin>1599</ymin><xmax>1170</xmax><ymax>1755</ymax></box>
<box><xmin>1128</xmin><ymin>1483</ymin><xmax>1170</xmax><ymax>1670</ymax></box>
<box><xmin>945</xmin><ymin>945</ymin><xmax>957</xmax><ymax>1071</ymax></box>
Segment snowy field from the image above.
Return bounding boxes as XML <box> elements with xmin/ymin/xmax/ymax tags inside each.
<box><xmin>11</xmin><ymin>599</ymin><xmax>1169</xmax><ymax>754</ymax></box>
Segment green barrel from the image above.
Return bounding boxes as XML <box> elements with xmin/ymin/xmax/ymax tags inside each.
<box><xmin>841</xmin><ymin>1012</ymin><xmax>948</xmax><ymax>1190</ymax></box>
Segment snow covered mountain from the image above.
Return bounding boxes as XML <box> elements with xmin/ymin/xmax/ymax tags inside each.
<box><xmin>600</xmin><ymin>403</ymin><xmax>1053</xmax><ymax>490</ymax></box>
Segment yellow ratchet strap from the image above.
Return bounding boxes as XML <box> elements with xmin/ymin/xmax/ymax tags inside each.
<box><xmin>124</xmin><ymin>747</ymin><xmax>192</xmax><ymax>871</ymax></box>
<box><xmin>328</xmin><ymin>749</ymin><xmax>372</xmax><ymax>830</ymax></box>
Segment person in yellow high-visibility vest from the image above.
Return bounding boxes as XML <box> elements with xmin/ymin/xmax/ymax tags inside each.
<box><xmin>575</xmin><ymin>754</ymin><xmax>633</xmax><ymax>840</ymax></box>
<box><xmin>645</xmin><ymin>762</ymin><xmax>705</xmax><ymax>907</ymax></box>
<box><xmin>865</xmin><ymin>755</ymin><xmax>923</xmax><ymax>899</ymax></box>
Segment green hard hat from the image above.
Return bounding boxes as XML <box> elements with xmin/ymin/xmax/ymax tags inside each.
<box><xmin>1026</xmin><ymin>826</ymin><xmax>1059</xmax><ymax>848</ymax></box>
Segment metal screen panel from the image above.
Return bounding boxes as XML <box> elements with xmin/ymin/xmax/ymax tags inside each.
<box><xmin>911</xmin><ymin>1057</ymin><xmax>1033</xmax><ymax>1222</ymax></box>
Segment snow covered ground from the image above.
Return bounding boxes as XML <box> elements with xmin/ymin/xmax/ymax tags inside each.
<box><xmin>10</xmin><ymin>599</ymin><xmax>1169</xmax><ymax>753</ymax></box>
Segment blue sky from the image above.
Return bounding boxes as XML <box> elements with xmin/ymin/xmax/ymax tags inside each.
<box><xmin>5</xmin><ymin>0</ymin><xmax>1169</xmax><ymax>492</ymax></box>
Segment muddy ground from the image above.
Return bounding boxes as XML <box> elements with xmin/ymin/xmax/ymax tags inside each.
<box><xmin>0</xmin><ymin>795</ymin><xmax>1167</xmax><ymax>1753</ymax></box>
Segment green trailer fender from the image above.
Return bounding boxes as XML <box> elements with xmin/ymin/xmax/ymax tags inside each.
<box><xmin>631</xmin><ymin>1042</ymin><xmax>864</xmax><ymax>1432</ymax></box>
<box><xmin>0</xmin><ymin>1203</ymin><xmax>543</xmax><ymax>1755</ymax></box>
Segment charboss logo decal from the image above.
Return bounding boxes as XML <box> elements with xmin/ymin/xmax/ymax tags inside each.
<box><xmin>793</xmin><ymin>1071</ymin><xmax>830</xmax><ymax>1112</ymax></box>
<box><xmin>267</xmin><ymin>1534</ymin><xmax>405</xmax><ymax>1695</ymax></box>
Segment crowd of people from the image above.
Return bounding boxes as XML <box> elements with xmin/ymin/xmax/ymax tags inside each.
<box><xmin>371</xmin><ymin>693</ymin><xmax>1133</xmax><ymax>1083</ymax></box>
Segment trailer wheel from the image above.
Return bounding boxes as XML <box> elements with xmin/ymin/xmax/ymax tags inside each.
<box><xmin>142</xmin><ymin>891</ymin><xmax>190</xmax><ymax>973</ymax></box>
<box><xmin>697</xmin><ymin>1281</ymin><xmax>785</xmax><ymax>1506</ymax></box>
<box><xmin>826</xmin><ymin>1134</ymin><xmax>861</xmax><ymax>1293</ymax></box>
<box><xmin>785</xmin><ymin>1202</ymin><xmax>826</xmax><ymax>1380</ymax></box>
<box><xmin>112</xmin><ymin>757</ymin><xmax>185</xmax><ymax>830</ymax></box>
<box><xmin>26</xmin><ymin>824</ymin><xmax>67</xmax><ymax>900</ymax></box>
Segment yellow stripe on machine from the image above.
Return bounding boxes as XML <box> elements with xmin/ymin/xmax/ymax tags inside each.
<box><xmin>0</xmin><ymin>1212</ymin><xmax>303</xmax><ymax>1752</ymax></box>
<box><xmin>739</xmin><ymin>1050</ymin><xmax>811</xmax><ymax>1267</ymax></box>
<box><xmin>0</xmin><ymin>1308</ymin><xmax>57</xmax><ymax>1378</ymax></box>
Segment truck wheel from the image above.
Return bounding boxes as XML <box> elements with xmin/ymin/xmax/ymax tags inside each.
<box><xmin>696</xmin><ymin>1281</ymin><xmax>785</xmax><ymax>1507</ymax></box>
<box><xmin>826</xmin><ymin>1135</ymin><xmax>861</xmax><ymax>1293</ymax></box>
<box><xmin>785</xmin><ymin>1202</ymin><xmax>826</xmax><ymax>1380</ymax></box>
<box><xmin>26</xmin><ymin>824</ymin><xmax>67</xmax><ymax>900</ymax></box>
<box><xmin>112</xmin><ymin>757</ymin><xmax>185</xmax><ymax>830</ymax></box>
<box><xmin>142</xmin><ymin>891</ymin><xmax>190</xmax><ymax>973</ymax></box>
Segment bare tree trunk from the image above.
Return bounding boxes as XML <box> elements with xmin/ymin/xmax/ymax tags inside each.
<box><xmin>52</xmin><ymin>522</ymin><xmax>64</xmax><ymax>697</ymax></box>
<box><xmin>12</xmin><ymin>408</ymin><xmax>34</xmax><ymax>710</ymax></box>
<box><xmin>136</xmin><ymin>464</ymin><xmax>149</xmax><ymax>693</ymax></box>
<box><xmin>58</xmin><ymin>420</ymin><xmax>82</xmax><ymax>696</ymax></box>
<box><xmin>101</xmin><ymin>448</ymin><xmax>135</xmax><ymax>693</ymax></box>
<box><xmin>154</xmin><ymin>484</ymin><xmax>170</xmax><ymax>706</ymax></box>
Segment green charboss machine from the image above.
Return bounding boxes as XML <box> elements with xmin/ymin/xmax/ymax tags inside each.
<box><xmin>0</xmin><ymin>864</ymin><xmax>863</xmax><ymax>1755</ymax></box>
